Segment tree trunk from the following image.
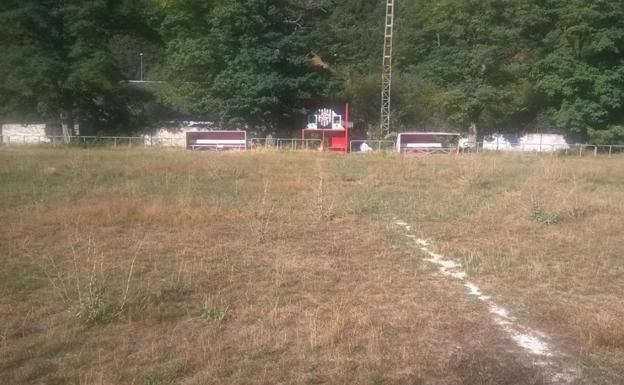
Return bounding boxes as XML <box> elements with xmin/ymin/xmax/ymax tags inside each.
<box><xmin>60</xmin><ymin>111</ymin><xmax>74</xmax><ymax>144</ymax></box>
<box><xmin>469</xmin><ymin>122</ymin><xmax>478</xmax><ymax>150</ymax></box>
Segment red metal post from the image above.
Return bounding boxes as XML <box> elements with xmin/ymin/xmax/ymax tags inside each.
<box><xmin>345</xmin><ymin>103</ymin><xmax>349</xmax><ymax>154</ymax></box>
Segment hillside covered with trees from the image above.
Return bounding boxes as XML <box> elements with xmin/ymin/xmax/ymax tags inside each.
<box><xmin>1</xmin><ymin>0</ymin><xmax>623</xmax><ymax>142</ymax></box>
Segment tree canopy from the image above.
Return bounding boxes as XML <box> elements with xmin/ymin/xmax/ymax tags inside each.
<box><xmin>159</xmin><ymin>0</ymin><xmax>339</xmax><ymax>133</ymax></box>
<box><xmin>1</xmin><ymin>0</ymin><xmax>624</xmax><ymax>142</ymax></box>
<box><xmin>0</xmin><ymin>0</ymin><xmax>159</xmax><ymax>136</ymax></box>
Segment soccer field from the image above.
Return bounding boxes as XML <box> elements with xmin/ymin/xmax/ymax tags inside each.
<box><xmin>1</xmin><ymin>148</ymin><xmax>622</xmax><ymax>384</ymax></box>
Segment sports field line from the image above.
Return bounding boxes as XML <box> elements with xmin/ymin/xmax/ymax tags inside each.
<box><xmin>394</xmin><ymin>219</ymin><xmax>579</xmax><ymax>384</ymax></box>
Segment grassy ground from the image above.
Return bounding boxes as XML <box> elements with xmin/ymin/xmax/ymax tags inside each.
<box><xmin>0</xmin><ymin>147</ymin><xmax>622</xmax><ymax>385</ymax></box>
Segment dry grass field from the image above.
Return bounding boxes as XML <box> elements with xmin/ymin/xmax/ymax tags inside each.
<box><xmin>0</xmin><ymin>147</ymin><xmax>623</xmax><ymax>385</ymax></box>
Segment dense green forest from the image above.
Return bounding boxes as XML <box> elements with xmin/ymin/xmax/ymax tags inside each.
<box><xmin>1</xmin><ymin>0</ymin><xmax>623</xmax><ymax>142</ymax></box>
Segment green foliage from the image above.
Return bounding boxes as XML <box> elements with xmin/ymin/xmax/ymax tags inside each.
<box><xmin>2</xmin><ymin>0</ymin><xmax>624</xmax><ymax>141</ymax></box>
<box><xmin>199</xmin><ymin>306</ymin><xmax>230</xmax><ymax>323</ymax></box>
<box><xmin>535</xmin><ymin>0</ymin><xmax>624</xmax><ymax>140</ymax></box>
<box><xmin>311</xmin><ymin>0</ymin><xmax>384</xmax><ymax>72</ymax></box>
<box><xmin>393</xmin><ymin>0</ymin><xmax>545</xmax><ymax>134</ymax></box>
<box><xmin>0</xmin><ymin>0</ymin><xmax>158</xmax><ymax>133</ymax></box>
<box><xmin>159</xmin><ymin>0</ymin><xmax>339</xmax><ymax>132</ymax></box>
<box><xmin>588</xmin><ymin>125</ymin><xmax>624</xmax><ymax>145</ymax></box>
<box><xmin>341</xmin><ymin>70</ymin><xmax>380</xmax><ymax>126</ymax></box>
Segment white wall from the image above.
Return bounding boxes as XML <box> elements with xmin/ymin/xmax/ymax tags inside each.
<box><xmin>483</xmin><ymin>133</ymin><xmax>569</xmax><ymax>152</ymax></box>
<box><xmin>520</xmin><ymin>134</ymin><xmax>569</xmax><ymax>151</ymax></box>
<box><xmin>0</xmin><ymin>122</ymin><xmax>227</xmax><ymax>147</ymax></box>
<box><xmin>142</xmin><ymin>122</ymin><xmax>219</xmax><ymax>147</ymax></box>
<box><xmin>1</xmin><ymin>124</ymin><xmax>49</xmax><ymax>144</ymax></box>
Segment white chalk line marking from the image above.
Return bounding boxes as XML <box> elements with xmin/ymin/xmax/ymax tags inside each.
<box><xmin>394</xmin><ymin>219</ymin><xmax>576</xmax><ymax>383</ymax></box>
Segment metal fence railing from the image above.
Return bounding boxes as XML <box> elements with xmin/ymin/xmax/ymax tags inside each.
<box><xmin>575</xmin><ymin>144</ymin><xmax>624</xmax><ymax>158</ymax></box>
<box><xmin>467</xmin><ymin>142</ymin><xmax>571</xmax><ymax>153</ymax></box>
<box><xmin>249</xmin><ymin>138</ymin><xmax>322</xmax><ymax>151</ymax></box>
<box><xmin>143</xmin><ymin>137</ymin><xmax>186</xmax><ymax>147</ymax></box>
<box><xmin>69</xmin><ymin>136</ymin><xmax>147</xmax><ymax>147</ymax></box>
<box><xmin>460</xmin><ymin>142</ymin><xmax>624</xmax><ymax>157</ymax></box>
<box><xmin>0</xmin><ymin>135</ymin><xmax>324</xmax><ymax>151</ymax></box>
<box><xmin>349</xmin><ymin>140</ymin><xmax>396</xmax><ymax>153</ymax></box>
<box><xmin>400</xmin><ymin>145</ymin><xmax>461</xmax><ymax>154</ymax></box>
<box><xmin>349</xmin><ymin>141</ymin><xmax>585</xmax><ymax>155</ymax></box>
<box><xmin>3</xmin><ymin>134</ymin><xmax>624</xmax><ymax>158</ymax></box>
<box><xmin>1</xmin><ymin>135</ymin><xmax>54</xmax><ymax>145</ymax></box>
<box><xmin>0</xmin><ymin>135</ymin><xmax>159</xmax><ymax>147</ymax></box>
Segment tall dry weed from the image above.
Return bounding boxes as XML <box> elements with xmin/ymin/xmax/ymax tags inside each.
<box><xmin>42</xmin><ymin>237</ymin><xmax>140</xmax><ymax>326</ymax></box>
<box><xmin>250</xmin><ymin>180</ymin><xmax>275</xmax><ymax>243</ymax></box>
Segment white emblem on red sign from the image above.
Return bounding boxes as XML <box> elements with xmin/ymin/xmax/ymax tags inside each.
<box><xmin>318</xmin><ymin>108</ymin><xmax>332</xmax><ymax>128</ymax></box>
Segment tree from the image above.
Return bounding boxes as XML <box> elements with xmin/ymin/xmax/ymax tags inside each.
<box><xmin>535</xmin><ymin>0</ymin><xmax>624</xmax><ymax>142</ymax></box>
<box><xmin>4</xmin><ymin>0</ymin><xmax>623</xmax><ymax>142</ymax></box>
<box><xmin>393</xmin><ymin>0</ymin><xmax>546</xmax><ymax>137</ymax></box>
<box><xmin>0</xmin><ymin>0</ymin><xmax>157</xmax><ymax>138</ymax></box>
<box><xmin>160</xmin><ymin>0</ymin><xmax>338</xmax><ymax>134</ymax></box>
<box><xmin>311</xmin><ymin>0</ymin><xmax>385</xmax><ymax>128</ymax></box>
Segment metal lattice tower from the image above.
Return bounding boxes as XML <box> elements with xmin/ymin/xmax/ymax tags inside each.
<box><xmin>380</xmin><ymin>0</ymin><xmax>395</xmax><ymax>135</ymax></box>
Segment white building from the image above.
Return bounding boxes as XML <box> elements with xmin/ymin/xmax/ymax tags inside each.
<box><xmin>1</xmin><ymin>124</ymin><xmax>49</xmax><ymax>144</ymax></box>
<box><xmin>482</xmin><ymin>133</ymin><xmax>569</xmax><ymax>152</ymax></box>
